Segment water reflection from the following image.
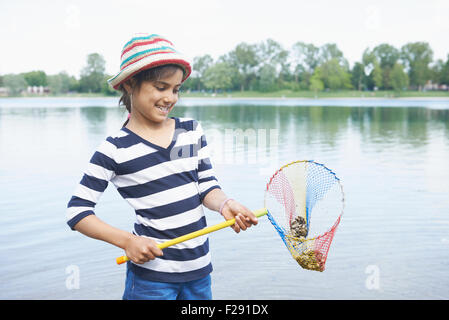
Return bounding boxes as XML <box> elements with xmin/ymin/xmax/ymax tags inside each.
<box><xmin>80</xmin><ymin>107</ymin><xmax>108</xmax><ymax>125</ymax></box>
<box><xmin>172</xmin><ymin>105</ymin><xmax>449</xmax><ymax>149</ymax></box>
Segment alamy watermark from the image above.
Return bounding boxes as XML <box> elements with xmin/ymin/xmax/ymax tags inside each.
<box><xmin>169</xmin><ymin>127</ymin><xmax>280</xmax><ymax>175</ymax></box>
<box><xmin>206</xmin><ymin>128</ymin><xmax>279</xmax><ymax>166</ymax></box>
<box><xmin>65</xmin><ymin>264</ymin><xmax>80</xmax><ymax>290</ymax></box>
<box><xmin>365</xmin><ymin>264</ymin><xmax>380</xmax><ymax>290</ymax></box>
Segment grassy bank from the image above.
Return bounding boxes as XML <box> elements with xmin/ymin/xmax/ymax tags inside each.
<box><xmin>180</xmin><ymin>90</ymin><xmax>449</xmax><ymax>99</ymax></box>
<box><xmin>2</xmin><ymin>90</ymin><xmax>449</xmax><ymax>99</ymax></box>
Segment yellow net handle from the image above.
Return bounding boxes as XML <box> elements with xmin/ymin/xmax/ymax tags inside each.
<box><xmin>116</xmin><ymin>208</ymin><xmax>268</xmax><ymax>265</ymax></box>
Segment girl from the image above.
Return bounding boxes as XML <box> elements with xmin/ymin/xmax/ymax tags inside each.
<box><xmin>66</xmin><ymin>34</ymin><xmax>258</xmax><ymax>300</ymax></box>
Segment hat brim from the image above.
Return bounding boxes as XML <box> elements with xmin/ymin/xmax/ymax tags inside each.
<box><xmin>108</xmin><ymin>53</ymin><xmax>191</xmax><ymax>90</ymax></box>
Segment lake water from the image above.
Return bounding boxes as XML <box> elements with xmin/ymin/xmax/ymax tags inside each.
<box><xmin>1</xmin><ymin>97</ymin><xmax>449</xmax><ymax>300</ymax></box>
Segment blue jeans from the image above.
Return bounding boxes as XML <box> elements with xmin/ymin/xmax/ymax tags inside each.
<box><xmin>122</xmin><ymin>264</ymin><xmax>212</xmax><ymax>300</ymax></box>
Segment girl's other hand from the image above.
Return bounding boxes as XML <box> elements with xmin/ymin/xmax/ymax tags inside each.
<box><xmin>221</xmin><ymin>200</ymin><xmax>258</xmax><ymax>233</ymax></box>
<box><xmin>125</xmin><ymin>235</ymin><xmax>163</xmax><ymax>264</ymax></box>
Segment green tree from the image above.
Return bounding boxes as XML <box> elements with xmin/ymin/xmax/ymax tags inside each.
<box><xmin>390</xmin><ymin>63</ymin><xmax>409</xmax><ymax>93</ymax></box>
<box><xmin>68</xmin><ymin>75</ymin><xmax>80</xmax><ymax>92</ymax></box>
<box><xmin>400</xmin><ymin>42</ymin><xmax>433</xmax><ymax>90</ymax></box>
<box><xmin>430</xmin><ymin>55</ymin><xmax>449</xmax><ymax>86</ymax></box>
<box><xmin>23</xmin><ymin>70</ymin><xmax>48</xmax><ymax>87</ymax></box>
<box><xmin>351</xmin><ymin>62</ymin><xmax>366</xmax><ymax>91</ymax></box>
<box><xmin>373</xmin><ymin>44</ymin><xmax>400</xmax><ymax>69</ymax></box>
<box><xmin>441</xmin><ymin>54</ymin><xmax>449</xmax><ymax>85</ymax></box>
<box><xmin>309</xmin><ymin>67</ymin><xmax>324</xmax><ymax>95</ymax></box>
<box><xmin>371</xmin><ymin>61</ymin><xmax>383</xmax><ymax>89</ymax></box>
<box><xmin>278</xmin><ymin>60</ymin><xmax>293</xmax><ymax>88</ymax></box>
<box><xmin>430</xmin><ymin>59</ymin><xmax>444</xmax><ymax>85</ymax></box>
<box><xmin>227</xmin><ymin>42</ymin><xmax>259</xmax><ymax>91</ymax></box>
<box><xmin>79</xmin><ymin>53</ymin><xmax>106</xmax><ymax>93</ymax></box>
<box><xmin>319</xmin><ymin>43</ymin><xmax>349</xmax><ymax>69</ymax></box>
<box><xmin>47</xmin><ymin>71</ymin><xmax>78</xmax><ymax>94</ymax></box>
<box><xmin>102</xmin><ymin>74</ymin><xmax>117</xmax><ymax>96</ymax></box>
<box><xmin>181</xmin><ymin>77</ymin><xmax>200</xmax><ymax>92</ymax></box>
<box><xmin>291</xmin><ymin>42</ymin><xmax>321</xmax><ymax>74</ymax></box>
<box><xmin>319</xmin><ymin>58</ymin><xmax>352</xmax><ymax>90</ymax></box>
<box><xmin>372</xmin><ymin>43</ymin><xmax>400</xmax><ymax>89</ymax></box>
<box><xmin>3</xmin><ymin>74</ymin><xmax>27</xmax><ymax>95</ymax></box>
<box><xmin>256</xmin><ymin>39</ymin><xmax>289</xmax><ymax>86</ymax></box>
<box><xmin>256</xmin><ymin>39</ymin><xmax>287</xmax><ymax>66</ymax></box>
<box><xmin>290</xmin><ymin>42</ymin><xmax>320</xmax><ymax>88</ymax></box>
<box><xmin>292</xmin><ymin>64</ymin><xmax>309</xmax><ymax>88</ymax></box>
<box><xmin>192</xmin><ymin>54</ymin><xmax>213</xmax><ymax>91</ymax></box>
<box><xmin>362</xmin><ymin>48</ymin><xmax>382</xmax><ymax>90</ymax></box>
<box><xmin>203</xmin><ymin>62</ymin><xmax>233</xmax><ymax>93</ymax></box>
<box><xmin>258</xmin><ymin>64</ymin><xmax>277</xmax><ymax>92</ymax></box>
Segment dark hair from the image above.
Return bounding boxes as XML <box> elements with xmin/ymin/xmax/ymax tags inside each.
<box><xmin>119</xmin><ymin>64</ymin><xmax>184</xmax><ymax>126</ymax></box>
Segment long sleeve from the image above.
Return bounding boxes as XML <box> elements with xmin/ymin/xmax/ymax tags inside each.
<box><xmin>66</xmin><ymin>139</ymin><xmax>117</xmax><ymax>230</ymax></box>
<box><xmin>194</xmin><ymin>121</ymin><xmax>221</xmax><ymax>201</ymax></box>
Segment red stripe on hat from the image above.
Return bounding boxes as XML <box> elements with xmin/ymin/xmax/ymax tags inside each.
<box><xmin>121</xmin><ymin>38</ymin><xmax>174</xmax><ymax>58</ymax></box>
<box><xmin>121</xmin><ymin>50</ymin><xmax>175</xmax><ymax>70</ymax></box>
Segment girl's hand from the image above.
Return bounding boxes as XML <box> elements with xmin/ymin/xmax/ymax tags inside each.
<box><xmin>221</xmin><ymin>199</ymin><xmax>258</xmax><ymax>233</ymax></box>
<box><xmin>124</xmin><ymin>235</ymin><xmax>163</xmax><ymax>264</ymax></box>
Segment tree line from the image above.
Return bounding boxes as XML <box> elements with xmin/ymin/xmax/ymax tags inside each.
<box><xmin>0</xmin><ymin>53</ymin><xmax>116</xmax><ymax>96</ymax></box>
<box><xmin>1</xmin><ymin>40</ymin><xmax>448</xmax><ymax>96</ymax></box>
<box><xmin>185</xmin><ymin>40</ymin><xmax>449</xmax><ymax>93</ymax></box>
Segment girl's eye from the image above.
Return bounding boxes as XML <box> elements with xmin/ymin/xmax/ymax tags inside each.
<box><xmin>154</xmin><ymin>85</ymin><xmax>180</xmax><ymax>94</ymax></box>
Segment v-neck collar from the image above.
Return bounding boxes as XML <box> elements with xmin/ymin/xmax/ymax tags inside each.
<box><xmin>121</xmin><ymin>117</ymin><xmax>179</xmax><ymax>152</ymax></box>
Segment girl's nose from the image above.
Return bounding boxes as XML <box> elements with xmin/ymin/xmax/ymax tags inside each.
<box><xmin>163</xmin><ymin>91</ymin><xmax>177</xmax><ymax>104</ymax></box>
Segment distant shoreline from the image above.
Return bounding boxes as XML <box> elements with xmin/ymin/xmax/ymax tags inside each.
<box><xmin>2</xmin><ymin>88</ymin><xmax>449</xmax><ymax>101</ymax></box>
<box><xmin>2</xmin><ymin>95</ymin><xmax>449</xmax><ymax>101</ymax></box>
<box><xmin>182</xmin><ymin>96</ymin><xmax>449</xmax><ymax>101</ymax></box>
<box><xmin>2</xmin><ymin>94</ymin><xmax>449</xmax><ymax>110</ymax></box>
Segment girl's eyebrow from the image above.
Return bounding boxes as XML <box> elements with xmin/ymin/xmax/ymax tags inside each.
<box><xmin>154</xmin><ymin>80</ymin><xmax>182</xmax><ymax>87</ymax></box>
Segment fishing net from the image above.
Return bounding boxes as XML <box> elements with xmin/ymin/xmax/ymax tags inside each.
<box><xmin>264</xmin><ymin>160</ymin><xmax>345</xmax><ymax>272</ymax></box>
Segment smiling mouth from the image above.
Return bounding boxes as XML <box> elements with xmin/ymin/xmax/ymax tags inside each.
<box><xmin>156</xmin><ymin>105</ymin><xmax>171</xmax><ymax>113</ymax></box>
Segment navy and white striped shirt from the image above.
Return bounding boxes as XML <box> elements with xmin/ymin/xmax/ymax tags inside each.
<box><xmin>67</xmin><ymin>117</ymin><xmax>221</xmax><ymax>282</ymax></box>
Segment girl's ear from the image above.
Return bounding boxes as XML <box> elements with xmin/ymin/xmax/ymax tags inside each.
<box><xmin>123</xmin><ymin>82</ymin><xmax>132</xmax><ymax>95</ymax></box>
<box><xmin>123</xmin><ymin>78</ymin><xmax>136</xmax><ymax>95</ymax></box>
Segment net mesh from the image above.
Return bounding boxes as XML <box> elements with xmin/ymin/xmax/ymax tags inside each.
<box><xmin>265</xmin><ymin>160</ymin><xmax>344</xmax><ymax>272</ymax></box>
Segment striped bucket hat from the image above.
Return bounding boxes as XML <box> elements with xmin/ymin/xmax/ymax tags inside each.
<box><xmin>108</xmin><ymin>34</ymin><xmax>192</xmax><ymax>90</ymax></box>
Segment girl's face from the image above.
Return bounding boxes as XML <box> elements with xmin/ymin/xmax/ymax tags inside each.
<box><xmin>129</xmin><ymin>68</ymin><xmax>184</xmax><ymax>125</ymax></box>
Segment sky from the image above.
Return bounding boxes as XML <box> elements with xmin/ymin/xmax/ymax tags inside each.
<box><xmin>1</xmin><ymin>0</ymin><xmax>449</xmax><ymax>78</ymax></box>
